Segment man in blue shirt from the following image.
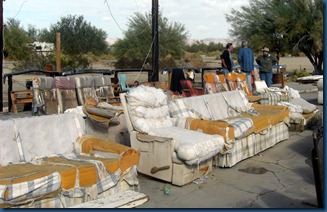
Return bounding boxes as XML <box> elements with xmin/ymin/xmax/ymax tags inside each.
<box><xmin>238</xmin><ymin>41</ymin><xmax>254</xmax><ymax>91</ymax></box>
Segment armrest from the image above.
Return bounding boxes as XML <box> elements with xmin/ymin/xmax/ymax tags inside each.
<box><xmin>187</xmin><ymin>118</ymin><xmax>235</xmax><ymax>141</ymax></box>
<box><xmin>129</xmin><ymin>131</ymin><xmax>173</xmax><ymax>182</ymax></box>
<box><xmin>76</xmin><ymin>135</ymin><xmax>140</xmax><ymax>173</ymax></box>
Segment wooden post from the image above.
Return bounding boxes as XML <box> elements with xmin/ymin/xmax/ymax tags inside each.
<box><xmin>56</xmin><ymin>32</ymin><xmax>61</xmax><ymax>72</ymax></box>
<box><xmin>281</xmin><ymin>68</ymin><xmax>286</xmax><ymax>88</ymax></box>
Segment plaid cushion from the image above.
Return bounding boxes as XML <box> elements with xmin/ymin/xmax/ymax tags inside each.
<box><xmin>260</xmin><ymin>92</ymin><xmax>290</xmax><ymax>106</ymax></box>
<box><xmin>225</xmin><ymin>118</ymin><xmax>253</xmax><ymax>139</ymax></box>
<box><xmin>0</xmin><ymin>172</ymin><xmax>61</xmax><ymax>203</ymax></box>
<box><xmin>279</xmin><ymin>101</ymin><xmax>303</xmax><ymax>113</ymax></box>
<box><xmin>260</xmin><ymin>92</ymin><xmax>280</xmax><ymax>105</ymax></box>
<box><xmin>168</xmin><ymin>99</ymin><xmax>201</xmax><ymax>119</ymax></box>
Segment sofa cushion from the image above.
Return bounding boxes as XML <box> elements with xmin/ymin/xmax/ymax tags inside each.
<box><xmin>0</xmin><ymin>155</ymin><xmax>122</xmax><ymax>203</ymax></box>
<box><xmin>182</xmin><ymin>95</ymin><xmax>212</xmax><ymax>119</ymax></box>
<box><xmin>0</xmin><ymin>120</ymin><xmax>22</xmax><ymax>166</ymax></box>
<box><xmin>279</xmin><ymin>101</ymin><xmax>303</xmax><ymax>114</ymax></box>
<box><xmin>0</xmin><ymin>164</ymin><xmax>61</xmax><ymax>203</ymax></box>
<box><xmin>290</xmin><ymin>98</ymin><xmax>316</xmax><ymax>114</ymax></box>
<box><xmin>126</xmin><ymin>85</ymin><xmax>172</xmax><ymax>133</ymax></box>
<box><xmin>225</xmin><ymin>118</ymin><xmax>254</xmax><ymax>139</ymax></box>
<box><xmin>168</xmin><ymin>99</ymin><xmax>203</xmax><ymax>119</ymax></box>
<box><xmin>147</xmin><ymin>127</ymin><xmax>224</xmax><ymax>165</ymax></box>
<box><xmin>12</xmin><ymin>114</ymin><xmax>86</xmax><ymax>163</ymax></box>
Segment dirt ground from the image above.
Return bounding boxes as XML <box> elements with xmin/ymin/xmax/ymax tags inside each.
<box><xmin>1</xmin><ymin>56</ymin><xmax>314</xmax><ymax>110</ymax></box>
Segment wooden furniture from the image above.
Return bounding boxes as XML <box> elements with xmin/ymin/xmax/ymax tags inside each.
<box><xmin>10</xmin><ymin>90</ymin><xmax>33</xmax><ymax>114</ymax></box>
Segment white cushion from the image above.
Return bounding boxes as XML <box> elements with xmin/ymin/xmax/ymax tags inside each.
<box><xmin>0</xmin><ymin>119</ymin><xmax>22</xmax><ymax>165</ymax></box>
<box><xmin>13</xmin><ymin>113</ymin><xmax>86</xmax><ymax>162</ymax></box>
<box><xmin>148</xmin><ymin>127</ymin><xmax>224</xmax><ymax>165</ymax></box>
<box><xmin>127</xmin><ymin>85</ymin><xmax>173</xmax><ymax>133</ymax></box>
<box><xmin>290</xmin><ymin>98</ymin><xmax>316</xmax><ymax>114</ymax></box>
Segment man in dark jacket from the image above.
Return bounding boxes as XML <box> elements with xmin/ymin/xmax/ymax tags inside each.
<box><xmin>220</xmin><ymin>43</ymin><xmax>234</xmax><ymax>75</ymax></box>
<box><xmin>255</xmin><ymin>47</ymin><xmax>278</xmax><ymax>87</ymax></box>
<box><xmin>238</xmin><ymin>40</ymin><xmax>254</xmax><ymax>91</ymax></box>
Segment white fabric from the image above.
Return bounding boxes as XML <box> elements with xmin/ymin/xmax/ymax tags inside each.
<box><xmin>12</xmin><ymin>113</ymin><xmax>86</xmax><ymax>163</ymax></box>
<box><xmin>182</xmin><ymin>95</ymin><xmax>212</xmax><ymax>119</ymax></box>
<box><xmin>127</xmin><ymin>85</ymin><xmax>172</xmax><ymax>133</ymax></box>
<box><xmin>148</xmin><ymin>127</ymin><xmax>224</xmax><ymax>165</ymax></box>
<box><xmin>290</xmin><ymin>98</ymin><xmax>316</xmax><ymax>114</ymax></box>
<box><xmin>254</xmin><ymin>80</ymin><xmax>268</xmax><ymax>93</ymax></box>
<box><xmin>0</xmin><ymin>119</ymin><xmax>21</xmax><ymax>165</ymax></box>
<box><xmin>279</xmin><ymin>101</ymin><xmax>303</xmax><ymax>114</ymax></box>
<box><xmin>127</xmin><ymin>85</ymin><xmax>167</xmax><ymax>107</ymax></box>
<box><xmin>64</xmin><ymin>106</ymin><xmax>86</xmax><ymax>117</ymax></box>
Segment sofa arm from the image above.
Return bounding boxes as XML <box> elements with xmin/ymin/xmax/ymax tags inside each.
<box><xmin>129</xmin><ymin>131</ymin><xmax>174</xmax><ymax>182</ymax></box>
<box><xmin>76</xmin><ymin>135</ymin><xmax>140</xmax><ymax>173</ymax></box>
<box><xmin>187</xmin><ymin>118</ymin><xmax>235</xmax><ymax>141</ymax></box>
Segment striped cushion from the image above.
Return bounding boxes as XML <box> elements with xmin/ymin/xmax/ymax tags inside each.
<box><xmin>225</xmin><ymin>118</ymin><xmax>253</xmax><ymax>139</ymax></box>
<box><xmin>169</xmin><ymin>99</ymin><xmax>201</xmax><ymax>119</ymax></box>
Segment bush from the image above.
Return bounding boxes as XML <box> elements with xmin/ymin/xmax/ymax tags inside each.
<box><xmin>288</xmin><ymin>69</ymin><xmax>310</xmax><ymax>82</ymax></box>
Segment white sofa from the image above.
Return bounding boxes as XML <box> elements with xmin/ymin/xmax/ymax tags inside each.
<box><xmin>0</xmin><ymin>113</ymin><xmax>140</xmax><ymax>208</ymax></box>
<box><xmin>169</xmin><ymin>90</ymin><xmax>290</xmax><ymax>167</ymax></box>
<box><xmin>120</xmin><ymin>85</ymin><xmax>225</xmax><ymax>186</ymax></box>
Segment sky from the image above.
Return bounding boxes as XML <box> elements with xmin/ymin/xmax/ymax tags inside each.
<box><xmin>4</xmin><ymin>0</ymin><xmax>250</xmax><ymax>43</ymax></box>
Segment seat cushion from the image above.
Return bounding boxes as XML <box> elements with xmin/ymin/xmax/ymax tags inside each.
<box><xmin>0</xmin><ymin>156</ymin><xmax>121</xmax><ymax>191</ymax></box>
<box><xmin>225</xmin><ymin>118</ymin><xmax>254</xmax><ymax>139</ymax></box>
<box><xmin>148</xmin><ymin>127</ymin><xmax>224</xmax><ymax>165</ymax></box>
<box><xmin>290</xmin><ymin>98</ymin><xmax>316</xmax><ymax>114</ymax></box>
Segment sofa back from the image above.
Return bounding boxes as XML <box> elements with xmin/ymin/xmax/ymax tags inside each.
<box><xmin>32</xmin><ymin>76</ymin><xmax>58</xmax><ymax>114</ymax></box>
<box><xmin>55</xmin><ymin>76</ymin><xmax>78</xmax><ymax>113</ymax></box>
<box><xmin>75</xmin><ymin>76</ymin><xmax>96</xmax><ymax>105</ymax></box>
<box><xmin>0</xmin><ymin>113</ymin><xmax>86</xmax><ymax>165</ymax></box>
<box><xmin>182</xmin><ymin>90</ymin><xmax>248</xmax><ymax>120</ymax></box>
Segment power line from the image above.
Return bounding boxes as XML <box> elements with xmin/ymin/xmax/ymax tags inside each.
<box><xmin>14</xmin><ymin>0</ymin><xmax>28</xmax><ymax>19</ymax></box>
<box><xmin>104</xmin><ymin>0</ymin><xmax>125</xmax><ymax>32</ymax></box>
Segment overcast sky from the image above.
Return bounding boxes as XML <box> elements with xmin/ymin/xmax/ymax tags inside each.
<box><xmin>4</xmin><ymin>0</ymin><xmax>249</xmax><ymax>42</ymax></box>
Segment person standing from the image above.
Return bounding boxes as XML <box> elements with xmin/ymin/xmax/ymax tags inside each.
<box><xmin>238</xmin><ymin>40</ymin><xmax>254</xmax><ymax>91</ymax></box>
<box><xmin>220</xmin><ymin>43</ymin><xmax>234</xmax><ymax>75</ymax></box>
<box><xmin>255</xmin><ymin>47</ymin><xmax>278</xmax><ymax>87</ymax></box>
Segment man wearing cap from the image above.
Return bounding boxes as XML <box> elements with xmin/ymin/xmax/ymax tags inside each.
<box><xmin>255</xmin><ymin>47</ymin><xmax>278</xmax><ymax>87</ymax></box>
<box><xmin>238</xmin><ymin>40</ymin><xmax>254</xmax><ymax>91</ymax></box>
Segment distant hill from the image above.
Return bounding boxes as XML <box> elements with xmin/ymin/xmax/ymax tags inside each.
<box><xmin>108</xmin><ymin>37</ymin><xmax>234</xmax><ymax>46</ymax></box>
<box><xmin>187</xmin><ymin>38</ymin><xmax>233</xmax><ymax>45</ymax></box>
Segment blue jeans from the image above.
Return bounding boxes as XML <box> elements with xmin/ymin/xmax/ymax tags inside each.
<box><xmin>260</xmin><ymin>72</ymin><xmax>273</xmax><ymax>87</ymax></box>
<box><xmin>222</xmin><ymin>68</ymin><xmax>229</xmax><ymax>76</ymax></box>
<box><xmin>242</xmin><ymin>72</ymin><xmax>252</xmax><ymax>91</ymax></box>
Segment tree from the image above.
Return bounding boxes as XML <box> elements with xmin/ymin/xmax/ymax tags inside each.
<box><xmin>112</xmin><ymin>12</ymin><xmax>188</xmax><ymax>69</ymax></box>
<box><xmin>4</xmin><ymin>18</ymin><xmax>32</xmax><ymax>60</ymax></box>
<box><xmin>226</xmin><ymin>0</ymin><xmax>323</xmax><ymax>74</ymax></box>
<box><xmin>39</xmin><ymin>15</ymin><xmax>109</xmax><ymax>69</ymax></box>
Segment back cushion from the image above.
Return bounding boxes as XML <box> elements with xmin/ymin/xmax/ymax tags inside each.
<box><xmin>182</xmin><ymin>95</ymin><xmax>211</xmax><ymax>118</ymax></box>
<box><xmin>93</xmin><ymin>75</ymin><xmax>114</xmax><ymax>99</ymax></box>
<box><xmin>13</xmin><ymin>113</ymin><xmax>86</xmax><ymax>162</ymax></box>
<box><xmin>33</xmin><ymin>77</ymin><xmax>58</xmax><ymax>114</ymax></box>
<box><xmin>0</xmin><ymin>119</ymin><xmax>21</xmax><ymax>165</ymax></box>
<box><xmin>75</xmin><ymin>76</ymin><xmax>96</xmax><ymax>105</ymax></box>
<box><xmin>55</xmin><ymin>76</ymin><xmax>78</xmax><ymax>113</ymax></box>
<box><xmin>126</xmin><ymin>85</ymin><xmax>172</xmax><ymax>133</ymax></box>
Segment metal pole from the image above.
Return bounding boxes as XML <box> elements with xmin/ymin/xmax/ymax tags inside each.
<box><xmin>151</xmin><ymin>0</ymin><xmax>159</xmax><ymax>82</ymax></box>
<box><xmin>0</xmin><ymin>0</ymin><xmax>3</xmax><ymax>112</ymax></box>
